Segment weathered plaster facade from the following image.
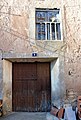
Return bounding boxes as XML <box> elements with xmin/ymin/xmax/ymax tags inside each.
<box><xmin>3</xmin><ymin>60</ymin><xmax>12</xmax><ymax>114</ymax></box>
<box><xmin>64</xmin><ymin>0</ymin><xmax>81</xmax><ymax>93</ymax></box>
<box><xmin>0</xmin><ymin>0</ymin><xmax>81</xmax><ymax>114</ymax></box>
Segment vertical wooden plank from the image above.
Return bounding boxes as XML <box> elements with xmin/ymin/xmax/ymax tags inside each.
<box><xmin>36</xmin><ymin>62</ymin><xmax>51</xmax><ymax>112</ymax></box>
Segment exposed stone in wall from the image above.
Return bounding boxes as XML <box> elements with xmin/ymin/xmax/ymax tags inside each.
<box><xmin>64</xmin><ymin>0</ymin><xmax>81</xmax><ymax>95</ymax></box>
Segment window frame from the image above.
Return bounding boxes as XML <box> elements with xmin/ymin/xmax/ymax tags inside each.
<box><xmin>35</xmin><ymin>8</ymin><xmax>63</xmax><ymax>41</ymax></box>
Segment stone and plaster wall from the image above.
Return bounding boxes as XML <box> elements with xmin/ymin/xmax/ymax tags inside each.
<box><xmin>0</xmin><ymin>60</ymin><xmax>3</xmax><ymax>99</ymax></box>
<box><xmin>0</xmin><ymin>0</ymin><xmax>81</xmax><ymax>114</ymax></box>
<box><xmin>3</xmin><ymin>60</ymin><xmax>12</xmax><ymax>114</ymax></box>
<box><xmin>63</xmin><ymin>0</ymin><xmax>81</xmax><ymax>95</ymax></box>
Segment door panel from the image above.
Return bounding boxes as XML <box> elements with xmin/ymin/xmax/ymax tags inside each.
<box><xmin>12</xmin><ymin>62</ymin><xmax>51</xmax><ymax>112</ymax></box>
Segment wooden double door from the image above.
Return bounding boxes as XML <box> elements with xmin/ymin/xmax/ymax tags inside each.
<box><xmin>12</xmin><ymin>62</ymin><xmax>51</xmax><ymax>112</ymax></box>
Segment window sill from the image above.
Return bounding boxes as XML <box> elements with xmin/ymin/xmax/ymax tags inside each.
<box><xmin>36</xmin><ymin>39</ymin><xmax>63</xmax><ymax>41</ymax></box>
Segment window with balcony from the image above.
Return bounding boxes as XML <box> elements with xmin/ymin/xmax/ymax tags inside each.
<box><xmin>35</xmin><ymin>8</ymin><xmax>62</xmax><ymax>40</ymax></box>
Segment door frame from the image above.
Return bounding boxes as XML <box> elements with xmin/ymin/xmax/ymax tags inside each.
<box><xmin>3</xmin><ymin>58</ymin><xmax>60</xmax><ymax>114</ymax></box>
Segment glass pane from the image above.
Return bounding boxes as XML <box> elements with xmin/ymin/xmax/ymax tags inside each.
<box><xmin>56</xmin><ymin>23</ymin><xmax>61</xmax><ymax>40</ymax></box>
<box><xmin>47</xmin><ymin>10</ymin><xmax>60</xmax><ymax>22</ymax></box>
<box><xmin>36</xmin><ymin>23</ymin><xmax>45</xmax><ymax>40</ymax></box>
<box><xmin>51</xmin><ymin>23</ymin><xmax>55</xmax><ymax>40</ymax></box>
<box><xmin>41</xmin><ymin>23</ymin><xmax>45</xmax><ymax>40</ymax></box>
<box><xmin>36</xmin><ymin>23</ymin><xmax>40</xmax><ymax>40</ymax></box>
<box><xmin>47</xmin><ymin>23</ymin><xmax>50</xmax><ymax>40</ymax></box>
<box><xmin>36</xmin><ymin>11</ymin><xmax>46</xmax><ymax>22</ymax></box>
<box><xmin>47</xmin><ymin>11</ymin><xmax>54</xmax><ymax>22</ymax></box>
